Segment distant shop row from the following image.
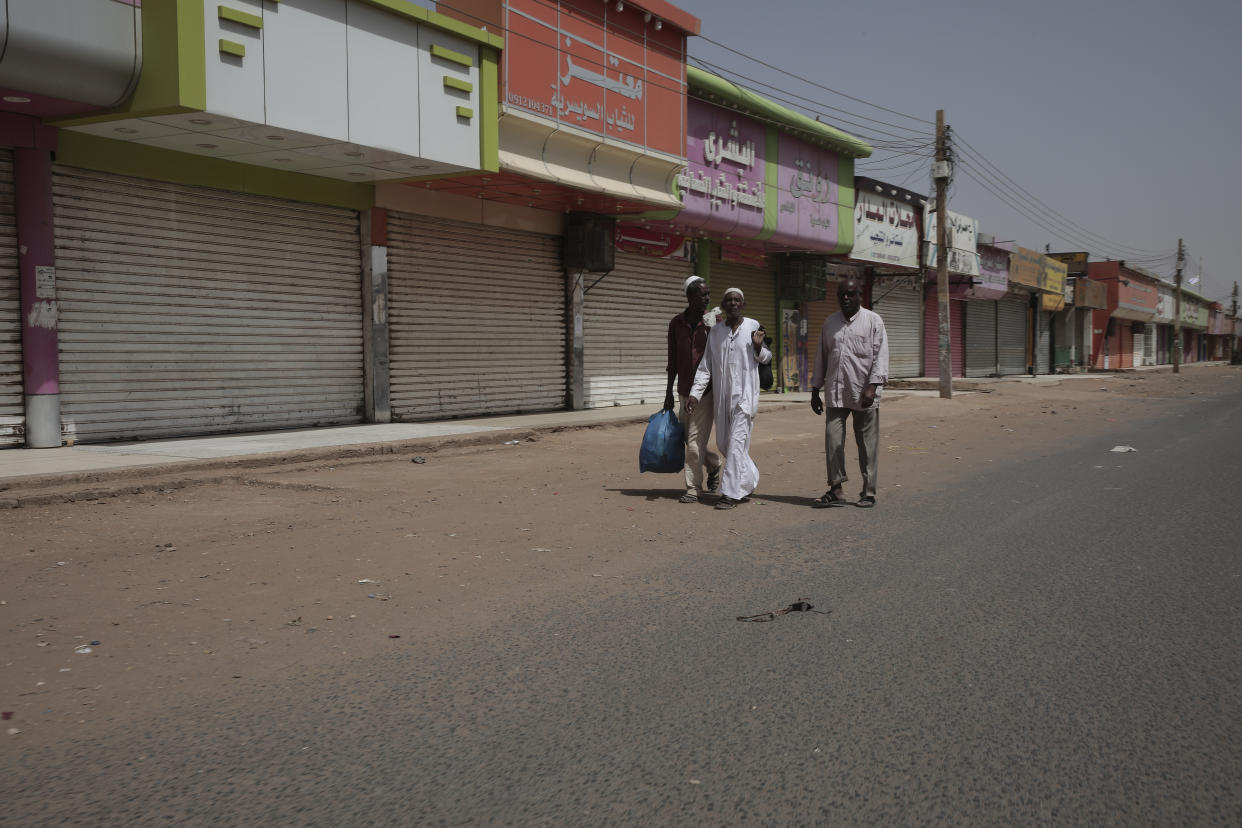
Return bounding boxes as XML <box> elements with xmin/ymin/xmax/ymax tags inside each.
<box><xmin>0</xmin><ymin>0</ymin><xmax>1235</xmax><ymax>448</ymax></box>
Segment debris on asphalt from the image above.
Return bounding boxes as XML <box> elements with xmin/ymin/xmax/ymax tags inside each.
<box><xmin>357</xmin><ymin>579</ymin><xmax>378</xmax><ymax>584</ymax></box>
<box><xmin>737</xmin><ymin>599</ymin><xmax>831</xmax><ymax>623</ymax></box>
<box><xmin>367</xmin><ymin>593</ymin><xmax>390</xmax><ymax>601</ymax></box>
<box><xmin>503</xmin><ymin>440</ymin><xmax>521</xmax><ymax>445</ymax></box>
<box><xmin>74</xmin><ymin>645</ymin><xmax>93</xmax><ymax>655</ymax></box>
<box><xmin>287</xmin><ymin>616</ymin><xmax>303</xmax><ymax>626</ymax></box>
<box><xmin>411</xmin><ymin>456</ymin><xmax>426</xmax><ymax>464</ymax></box>
<box><xmin>1</xmin><ymin>712</ymin><xmax>12</xmax><ymax>720</ymax></box>
<box><xmin>388</xmin><ymin>635</ymin><xmax>401</xmax><ymax>639</ymax></box>
<box><xmin>1110</xmin><ymin>445</ymin><xmax>1138</xmax><ymax>453</ymax></box>
<box><xmin>89</xmin><ymin>641</ymin><xmax>100</xmax><ymax>646</ymax></box>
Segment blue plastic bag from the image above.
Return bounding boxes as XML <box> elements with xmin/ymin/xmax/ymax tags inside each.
<box><xmin>639</xmin><ymin>409</ymin><xmax>686</xmax><ymax>473</ymax></box>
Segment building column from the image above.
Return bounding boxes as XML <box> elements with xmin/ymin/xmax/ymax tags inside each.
<box><xmin>360</xmin><ymin>208</ymin><xmax>390</xmax><ymax>423</ymax></box>
<box><xmin>15</xmin><ymin>147</ymin><xmax>60</xmax><ymax>448</ymax></box>
<box><xmin>565</xmin><ymin>268</ymin><xmax>584</xmax><ymax>410</ymax></box>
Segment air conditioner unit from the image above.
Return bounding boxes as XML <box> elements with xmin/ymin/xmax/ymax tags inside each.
<box><xmin>563</xmin><ymin>212</ymin><xmax>615</xmax><ymax>273</ymax></box>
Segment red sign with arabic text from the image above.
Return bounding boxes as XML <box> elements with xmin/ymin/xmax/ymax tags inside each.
<box><xmin>503</xmin><ymin>0</ymin><xmax>688</xmax><ymax>157</ymax></box>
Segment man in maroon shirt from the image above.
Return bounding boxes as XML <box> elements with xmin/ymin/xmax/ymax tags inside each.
<box><xmin>664</xmin><ymin>276</ymin><xmax>722</xmax><ymax>503</ymax></box>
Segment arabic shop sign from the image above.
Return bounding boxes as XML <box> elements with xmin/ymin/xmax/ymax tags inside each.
<box><xmin>503</xmin><ymin>0</ymin><xmax>686</xmax><ymax>157</ymax></box>
<box><xmin>852</xmin><ymin>188</ymin><xmax>919</xmax><ymax>270</ymax></box>
<box><xmin>1007</xmin><ymin>245</ymin><xmax>1043</xmax><ymax>288</ymax></box>
<box><xmin>923</xmin><ymin>204</ymin><xmax>980</xmax><ymax>277</ymax></box>
<box><xmin>1040</xmin><ymin>256</ymin><xmax>1068</xmax><ymax>311</ymax></box>
<box><xmin>674</xmin><ymin>98</ymin><xmax>850</xmax><ymax>253</ymax></box>
<box><xmin>969</xmin><ymin>243</ymin><xmax>1009</xmax><ymax>300</ymax></box>
<box><xmin>676</xmin><ymin>101</ymin><xmax>767</xmax><ymax>239</ymax></box>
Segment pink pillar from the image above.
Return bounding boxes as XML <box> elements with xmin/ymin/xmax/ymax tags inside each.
<box><xmin>15</xmin><ymin>146</ymin><xmax>61</xmax><ymax>447</ymax></box>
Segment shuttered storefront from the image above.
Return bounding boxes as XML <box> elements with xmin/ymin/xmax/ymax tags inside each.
<box><xmin>965</xmin><ymin>300</ymin><xmax>997</xmax><ymax>377</ymax></box>
<box><xmin>997</xmin><ymin>296</ymin><xmax>1028</xmax><ymax>375</ymax></box>
<box><xmin>872</xmin><ymin>280</ymin><xmax>922</xmax><ymax>377</ymax></box>
<box><xmin>582</xmin><ymin>250</ymin><xmax>686</xmax><ymax>408</ymax></box>
<box><xmin>53</xmin><ymin>167</ymin><xmax>363</xmax><ymax>443</ymax></box>
<box><xmin>1035</xmin><ymin>310</ymin><xmax>1051</xmax><ymax>374</ymax></box>
<box><xmin>711</xmin><ymin>261</ymin><xmax>777</xmax><ymax>337</ymax></box>
<box><xmin>923</xmin><ymin>293</ymin><xmax>964</xmax><ymax>377</ymax></box>
<box><xmin>803</xmin><ymin>290</ymin><xmax>840</xmax><ymax>385</ymax></box>
<box><xmin>388</xmin><ymin>213</ymin><xmax>564</xmax><ymax>419</ymax></box>
<box><xmin>0</xmin><ymin>151</ymin><xmax>20</xmax><ymax>447</ymax></box>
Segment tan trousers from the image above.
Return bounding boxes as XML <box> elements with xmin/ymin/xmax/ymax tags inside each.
<box><xmin>679</xmin><ymin>394</ymin><xmax>722</xmax><ymax>496</ymax></box>
<box><xmin>825</xmin><ymin>406</ymin><xmax>879</xmax><ymax>497</ymax></box>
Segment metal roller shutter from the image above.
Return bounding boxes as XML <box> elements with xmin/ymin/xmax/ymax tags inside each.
<box><xmin>872</xmin><ymin>281</ymin><xmax>922</xmax><ymax>378</ymax></box>
<box><xmin>53</xmin><ymin>166</ymin><xmax>363</xmax><ymax>443</ymax></box>
<box><xmin>1036</xmin><ymin>310</ymin><xmax>1051</xmax><ymax>374</ymax></box>
<box><xmin>804</xmin><ymin>291</ymin><xmax>840</xmax><ymax>386</ymax></box>
<box><xmin>0</xmin><ymin>152</ymin><xmax>20</xmax><ymax>447</ymax></box>
<box><xmin>388</xmin><ymin>213</ymin><xmax>565</xmax><ymax>419</ymax></box>
<box><xmin>923</xmin><ymin>293</ymin><xmax>963</xmax><ymax>377</ymax></box>
<box><xmin>583</xmin><ymin>250</ymin><xmax>687</xmax><ymax>408</ymax></box>
<box><xmin>965</xmin><ymin>300</ymin><xmax>997</xmax><ymax>377</ymax></box>
<box><xmin>997</xmin><ymin>297</ymin><xmax>1027</xmax><ymax>375</ymax></box>
<box><xmin>711</xmin><ymin>261</ymin><xmax>777</xmax><ymax>337</ymax></box>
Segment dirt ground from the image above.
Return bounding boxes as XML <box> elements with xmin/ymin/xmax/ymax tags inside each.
<box><xmin>2</xmin><ymin>367</ymin><xmax>1237</xmax><ymax>750</ymax></box>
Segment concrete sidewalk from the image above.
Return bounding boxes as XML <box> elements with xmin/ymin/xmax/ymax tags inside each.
<box><xmin>1</xmin><ymin>393</ymin><xmax>827</xmax><ymax>483</ymax></box>
<box><xmin>12</xmin><ymin>361</ymin><xmax>1215</xmax><ymax>484</ymax></box>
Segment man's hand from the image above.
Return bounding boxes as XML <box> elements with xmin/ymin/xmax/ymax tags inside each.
<box><xmin>663</xmin><ymin>390</ymin><xmax>675</xmax><ymax>412</ymax></box>
<box><xmin>686</xmin><ymin>395</ymin><xmax>699</xmax><ymax>415</ymax></box>
<box><xmin>752</xmin><ymin>327</ymin><xmax>765</xmax><ymax>351</ymax></box>
<box><xmin>810</xmin><ymin>390</ymin><xmax>823</xmax><ymax>416</ymax></box>
<box><xmin>860</xmin><ymin>384</ymin><xmax>878</xmax><ymax>408</ymax></box>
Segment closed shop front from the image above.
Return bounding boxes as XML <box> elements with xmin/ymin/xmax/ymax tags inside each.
<box><xmin>583</xmin><ymin>249</ymin><xmax>687</xmax><ymax>408</ymax></box>
<box><xmin>1035</xmin><ymin>310</ymin><xmax>1051</xmax><ymax>374</ymax></box>
<box><xmin>53</xmin><ymin>167</ymin><xmax>363</xmax><ymax>443</ymax></box>
<box><xmin>872</xmin><ymin>279</ymin><xmax>922</xmax><ymax>378</ymax></box>
<box><xmin>965</xmin><ymin>300</ymin><xmax>997</xmax><ymax>377</ymax></box>
<box><xmin>388</xmin><ymin>213</ymin><xmax>565</xmax><ymax>419</ymax></box>
<box><xmin>0</xmin><ymin>151</ymin><xmax>20</xmax><ymax>447</ymax></box>
<box><xmin>923</xmin><ymin>291</ymin><xmax>964</xmax><ymax>377</ymax></box>
<box><xmin>711</xmin><ymin>260</ymin><xmax>778</xmax><ymax>338</ymax></box>
<box><xmin>997</xmin><ymin>296</ymin><xmax>1028</xmax><ymax>375</ymax></box>
<box><xmin>803</xmin><ymin>289</ymin><xmax>841</xmax><ymax>383</ymax></box>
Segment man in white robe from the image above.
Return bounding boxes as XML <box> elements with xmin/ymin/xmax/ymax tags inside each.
<box><xmin>688</xmin><ymin>287</ymin><xmax>773</xmax><ymax>510</ymax></box>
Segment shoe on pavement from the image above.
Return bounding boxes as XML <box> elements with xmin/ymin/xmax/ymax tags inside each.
<box><xmin>679</xmin><ymin>493</ymin><xmax>698</xmax><ymax>503</ymax></box>
<box><xmin>706</xmin><ymin>470</ymin><xmax>721</xmax><ymax>494</ymax></box>
<box><xmin>715</xmin><ymin>495</ymin><xmax>738</xmax><ymax>510</ymax></box>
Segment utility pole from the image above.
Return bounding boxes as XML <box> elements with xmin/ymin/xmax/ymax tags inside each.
<box><xmin>933</xmin><ymin>110</ymin><xmax>952</xmax><ymax>399</ymax></box>
<box><xmin>1231</xmin><ymin>281</ymin><xmax>1239</xmax><ymax>363</ymax></box>
<box><xmin>1173</xmin><ymin>238</ymin><xmax>1184</xmax><ymax>374</ymax></box>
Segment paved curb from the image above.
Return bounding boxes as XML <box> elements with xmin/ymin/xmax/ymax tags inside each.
<box><xmin>1</xmin><ymin>402</ymin><xmax>812</xmax><ymax>508</ymax></box>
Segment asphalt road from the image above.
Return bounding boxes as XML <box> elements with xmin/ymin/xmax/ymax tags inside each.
<box><xmin>7</xmin><ymin>383</ymin><xmax>1242</xmax><ymax>825</ymax></box>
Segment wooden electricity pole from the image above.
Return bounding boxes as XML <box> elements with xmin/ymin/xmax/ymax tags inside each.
<box><xmin>934</xmin><ymin>110</ymin><xmax>952</xmax><ymax>399</ymax></box>
<box><xmin>1173</xmin><ymin>238</ymin><xmax>1184</xmax><ymax>374</ymax></box>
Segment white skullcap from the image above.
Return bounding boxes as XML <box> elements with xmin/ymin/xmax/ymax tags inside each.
<box><xmin>723</xmin><ymin>287</ymin><xmax>744</xmax><ymax>300</ymax></box>
<box><xmin>684</xmin><ymin>275</ymin><xmax>704</xmax><ymax>291</ymax></box>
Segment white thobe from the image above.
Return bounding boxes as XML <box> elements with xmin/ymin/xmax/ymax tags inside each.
<box><xmin>810</xmin><ymin>307</ymin><xmax>889</xmax><ymax>409</ymax></box>
<box><xmin>690</xmin><ymin>317</ymin><xmax>772</xmax><ymax>499</ymax></box>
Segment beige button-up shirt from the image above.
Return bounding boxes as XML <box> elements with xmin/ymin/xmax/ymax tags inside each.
<box><xmin>811</xmin><ymin>307</ymin><xmax>890</xmax><ymax>409</ymax></box>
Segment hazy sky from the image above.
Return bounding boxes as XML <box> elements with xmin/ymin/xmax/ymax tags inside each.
<box><xmin>668</xmin><ymin>0</ymin><xmax>1241</xmax><ymax>303</ymax></box>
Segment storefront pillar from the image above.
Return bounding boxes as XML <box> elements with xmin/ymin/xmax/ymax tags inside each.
<box><xmin>16</xmin><ymin>146</ymin><xmax>60</xmax><ymax>448</ymax></box>
<box><xmin>360</xmin><ymin>208</ymin><xmax>391</xmax><ymax>423</ymax></box>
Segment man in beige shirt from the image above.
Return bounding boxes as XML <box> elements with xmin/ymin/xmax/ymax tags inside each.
<box><xmin>809</xmin><ymin>277</ymin><xmax>889</xmax><ymax>508</ymax></box>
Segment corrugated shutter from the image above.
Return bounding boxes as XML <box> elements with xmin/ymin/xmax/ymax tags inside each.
<box><xmin>711</xmin><ymin>261</ymin><xmax>777</xmax><ymax>337</ymax></box>
<box><xmin>923</xmin><ymin>293</ymin><xmax>964</xmax><ymax>377</ymax></box>
<box><xmin>872</xmin><ymin>280</ymin><xmax>922</xmax><ymax>378</ymax></box>
<box><xmin>965</xmin><ymin>300</ymin><xmax>997</xmax><ymax>377</ymax></box>
<box><xmin>53</xmin><ymin>166</ymin><xmax>363</xmax><ymax>443</ymax></box>
<box><xmin>583</xmin><ymin>250</ymin><xmax>686</xmax><ymax>408</ymax></box>
<box><xmin>388</xmin><ymin>213</ymin><xmax>565</xmax><ymax>418</ymax></box>
<box><xmin>1036</xmin><ymin>310</ymin><xmax>1051</xmax><ymax>374</ymax></box>
<box><xmin>997</xmin><ymin>297</ymin><xmax>1027</xmax><ymax>375</ymax></box>
<box><xmin>0</xmin><ymin>151</ymin><xmax>20</xmax><ymax>447</ymax></box>
<box><xmin>804</xmin><ymin>291</ymin><xmax>840</xmax><ymax>352</ymax></box>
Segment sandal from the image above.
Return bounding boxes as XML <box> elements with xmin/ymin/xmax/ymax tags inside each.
<box><xmin>679</xmin><ymin>493</ymin><xmax>698</xmax><ymax>503</ymax></box>
<box><xmin>856</xmin><ymin>495</ymin><xmax>876</xmax><ymax>508</ymax></box>
<box><xmin>715</xmin><ymin>495</ymin><xmax>738</xmax><ymax>510</ymax></box>
<box><xmin>813</xmin><ymin>490</ymin><xmax>848</xmax><ymax>508</ymax></box>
